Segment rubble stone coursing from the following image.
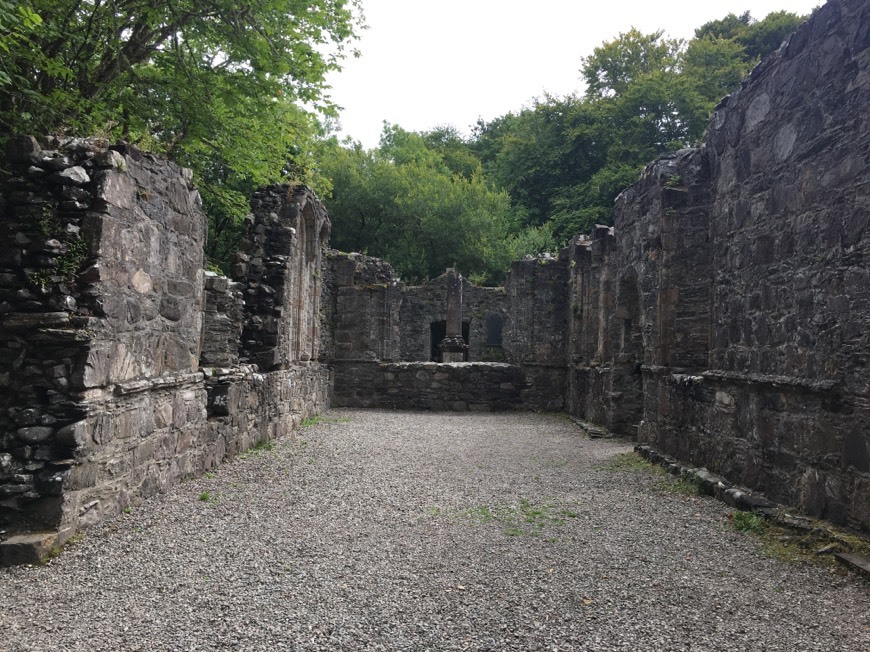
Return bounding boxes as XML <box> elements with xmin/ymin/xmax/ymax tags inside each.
<box><xmin>325</xmin><ymin>0</ymin><xmax>870</xmax><ymax>533</ymax></box>
<box><xmin>570</xmin><ymin>0</ymin><xmax>870</xmax><ymax>532</ymax></box>
<box><xmin>235</xmin><ymin>186</ymin><xmax>329</xmax><ymax>369</ymax></box>
<box><xmin>332</xmin><ymin>362</ymin><xmax>528</xmax><ymax>412</ymax></box>
<box><xmin>0</xmin><ymin>139</ymin><xmax>328</xmax><ymax>564</ymax></box>
<box><xmin>324</xmin><ymin>251</ymin><xmax>565</xmax><ymax>411</ymax></box>
<box><xmin>0</xmin><ymin>136</ymin><xmax>207</xmax><ymax>551</ymax></box>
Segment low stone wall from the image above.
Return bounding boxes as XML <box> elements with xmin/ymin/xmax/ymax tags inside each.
<box><xmin>204</xmin><ymin>365</ymin><xmax>330</xmax><ymax>464</ymax></box>
<box><xmin>639</xmin><ymin>368</ymin><xmax>867</xmax><ymax>529</ymax></box>
<box><xmin>331</xmin><ymin>360</ymin><xmax>562</xmax><ymax>411</ymax></box>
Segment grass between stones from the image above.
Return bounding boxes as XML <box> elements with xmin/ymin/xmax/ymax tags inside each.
<box><xmin>600</xmin><ymin>451</ymin><xmax>664</xmax><ymax>473</ymax></box>
<box><xmin>601</xmin><ymin>451</ymin><xmax>870</xmax><ymax>571</ymax></box>
<box><xmin>452</xmin><ymin>498</ymin><xmax>580</xmax><ymax>538</ymax></box>
<box><xmin>601</xmin><ymin>451</ymin><xmax>698</xmax><ymax>495</ymax></box>
<box><xmin>236</xmin><ymin>439</ymin><xmax>275</xmax><ymax>460</ymax></box>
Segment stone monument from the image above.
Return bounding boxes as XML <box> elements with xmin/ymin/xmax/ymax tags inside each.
<box><xmin>439</xmin><ymin>268</ymin><xmax>468</xmax><ymax>362</ymax></box>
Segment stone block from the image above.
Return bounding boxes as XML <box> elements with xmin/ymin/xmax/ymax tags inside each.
<box><xmin>16</xmin><ymin>427</ymin><xmax>54</xmax><ymax>444</ymax></box>
<box><xmin>4</xmin><ymin>135</ymin><xmax>41</xmax><ymax>164</ymax></box>
<box><xmin>0</xmin><ymin>532</ymin><xmax>58</xmax><ymax>566</ymax></box>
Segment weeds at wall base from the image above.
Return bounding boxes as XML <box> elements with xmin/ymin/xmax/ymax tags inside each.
<box><xmin>628</xmin><ymin>444</ymin><xmax>870</xmax><ymax>574</ymax></box>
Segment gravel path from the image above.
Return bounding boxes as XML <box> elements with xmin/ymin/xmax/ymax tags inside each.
<box><xmin>1</xmin><ymin>409</ymin><xmax>868</xmax><ymax>651</ymax></box>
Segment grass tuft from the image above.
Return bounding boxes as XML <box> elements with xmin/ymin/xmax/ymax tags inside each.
<box><xmin>238</xmin><ymin>439</ymin><xmax>275</xmax><ymax>459</ymax></box>
<box><xmin>601</xmin><ymin>451</ymin><xmax>663</xmax><ymax>473</ymax></box>
<box><xmin>457</xmin><ymin>498</ymin><xmax>580</xmax><ymax>537</ymax></box>
<box><xmin>731</xmin><ymin>510</ymin><xmax>766</xmax><ymax>533</ymax></box>
<box><xmin>661</xmin><ymin>475</ymin><xmax>705</xmax><ymax>496</ymax></box>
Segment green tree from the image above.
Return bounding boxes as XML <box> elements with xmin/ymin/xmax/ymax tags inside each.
<box><xmin>694</xmin><ymin>9</ymin><xmax>805</xmax><ymax>62</ymax></box>
<box><xmin>737</xmin><ymin>11</ymin><xmax>805</xmax><ymax>61</ymax></box>
<box><xmin>420</xmin><ymin>125</ymin><xmax>482</xmax><ymax>180</ymax></box>
<box><xmin>0</xmin><ymin>0</ymin><xmax>362</xmax><ymax>269</ymax></box>
<box><xmin>320</xmin><ymin>127</ymin><xmax>552</xmax><ymax>285</ymax></box>
<box><xmin>695</xmin><ymin>11</ymin><xmax>753</xmax><ymax>41</ymax></box>
<box><xmin>549</xmin><ymin>163</ymin><xmax>642</xmax><ymax>240</ymax></box>
<box><xmin>0</xmin><ymin>1</ymin><xmax>42</xmax><ymax>88</ymax></box>
<box><xmin>681</xmin><ymin>35</ymin><xmax>751</xmax><ymax>105</ymax></box>
<box><xmin>471</xmin><ymin>96</ymin><xmax>609</xmax><ymax>228</ymax></box>
<box><xmin>470</xmin><ymin>15</ymin><xmax>789</xmax><ymax>247</ymax></box>
<box><xmin>581</xmin><ymin>28</ymin><xmax>682</xmax><ymax>99</ymax></box>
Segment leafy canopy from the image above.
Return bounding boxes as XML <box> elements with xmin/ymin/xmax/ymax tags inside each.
<box><xmin>0</xmin><ymin>0</ymin><xmax>363</xmax><ymax>269</ymax></box>
<box><xmin>321</xmin><ymin>8</ymin><xmax>809</xmax><ymax>283</ymax></box>
<box><xmin>320</xmin><ymin>125</ymin><xmax>555</xmax><ymax>286</ymax></box>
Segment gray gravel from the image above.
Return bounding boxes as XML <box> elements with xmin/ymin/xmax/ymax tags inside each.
<box><xmin>1</xmin><ymin>409</ymin><xmax>868</xmax><ymax>651</ymax></box>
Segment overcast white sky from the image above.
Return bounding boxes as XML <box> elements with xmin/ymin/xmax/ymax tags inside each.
<box><xmin>325</xmin><ymin>0</ymin><xmax>824</xmax><ymax>149</ymax></box>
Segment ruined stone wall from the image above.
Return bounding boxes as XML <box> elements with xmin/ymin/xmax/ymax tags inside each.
<box><xmin>398</xmin><ymin>278</ymin><xmax>508</xmax><ymax>363</ymax></box>
<box><xmin>205</xmin><ymin>189</ymin><xmax>331</xmax><ymax>460</ymax></box>
<box><xmin>0</xmin><ymin>137</ymin><xmax>207</xmax><ymax>554</ymax></box>
<box><xmin>698</xmin><ymin>0</ymin><xmax>869</xmax><ymax>530</ymax></box>
<box><xmin>570</xmin><ymin>0</ymin><xmax>870</xmax><ymax>532</ymax></box>
<box><xmin>503</xmin><ymin>256</ymin><xmax>570</xmax><ymax>411</ymax></box>
<box><xmin>568</xmin><ymin>149</ymin><xmax>714</xmax><ymax>435</ymax></box>
<box><xmin>325</xmin><ymin>252</ymin><xmax>565</xmax><ymax>411</ymax></box>
<box><xmin>1</xmin><ymin>142</ymin><xmax>330</xmax><ymax>563</ymax></box>
<box><xmin>333</xmin><ymin>362</ymin><xmax>528</xmax><ymax>411</ymax></box>
<box><xmin>235</xmin><ymin>186</ymin><xmax>330</xmax><ymax>369</ymax></box>
<box><xmin>200</xmin><ymin>272</ymin><xmax>244</xmax><ymax>368</ymax></box>
<box><xmin>566</xmin><ymin>226</ymin><xmax>615</xmax><ymax>426</ymax></box>
<box><xmin>323</xmin><ymin>251</ymin><xmax>404</xmax><ymax>364</ymax></box>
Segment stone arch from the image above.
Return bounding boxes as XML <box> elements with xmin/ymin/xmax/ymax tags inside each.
<box><xmin>292</xmin><ymin>198</ymin><xmax>324</xmax><ymax>363</ymax></box>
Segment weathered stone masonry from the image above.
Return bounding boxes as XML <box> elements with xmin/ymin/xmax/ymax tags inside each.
<box><xmin>1</xmin><ymin>0</ymin><xmax>867</xmax><ymax>562</ymax></box>
<box><xmin>569</xmin><ymin>0</ymin><xmax>870</xmax><ymax>532</ymax></box>
<box><xmin>325</xmin><ymin>0</ymin><xmax>870</xmax><ymax>534</ymax></box>
<box><xmin>0</xmin><ymin>140</ymin><xmax>328</xmax><ymax>564</ymax></box>
<box><xmin>323</xmin><ymin>251</ymin><xmax>567</xmax><ymax>411</ymax></box>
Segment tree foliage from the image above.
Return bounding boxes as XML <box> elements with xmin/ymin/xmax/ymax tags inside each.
<box><xmin>695</xmin><ymin>10</ymin><xmax>805</xmax><ymax>61</ymax></box>
<box><xmin>320</xmin><ymin>8</ymin><xmax>809</xmax><ymax>283</ymax></box>
<box><xmin>0</xmin><ymin>0</ymin><xmax>362</xmax><ymax>269</ymax></box>
<box><xmin>4</xmin><ymin>5</ymin><xmax>808</xmax><ymax>284</ymax></box>
<box><xmin>581</xmin><ymin>29</ymin><xmax>681</xmax><ymax>99</ymax></box>
<box><xmin>320</xmin><ymin>126</ymin><xmax>553</xmax><ymax>286</ymax></box>
<box><xmin>463</xmin><ymin>9</ymin><xmax>804</xmax><ymax>244</ymax></box>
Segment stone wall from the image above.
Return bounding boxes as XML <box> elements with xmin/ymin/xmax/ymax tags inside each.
<box><xmin>567</xmin><ymin>0</ymin><xmax>870</xmax><ymax>532</ymax></box>
<box><xmin>325</xmin><ymin>251</ymin><xmax>565</xmax><ymax>411</ymax></box>
<box><xmin>0</xmin><ymin>137</ymin><xmax>207</xmax><ymax>555</ymax></box>
<box><xmin>205</xmin><ymin>185</ymin><xmax>331</xmax><ymax>469</ymax></box>
<box><xmin>504</xmin><ymin>255</ymin><xmax>570</xmax><ymax>411</ymax></box>
<box><xmin>0</xmin><ymin>140</ymin><xmax>329</xmax><ymax>564</ymax></box>
<box><xmin>399</xmin><ymin>280</ymin><xmax>509</xmax><ymax>363</ymax></box>
<box><xmin>333</xmin><ymin>362</ymin><xmax>528</xmax><ymax>411</ymax></box>
<box><xmin>323</xmin><ymin>251</ymin><xmax>404</xmax><ymax>364</ymax></box>
<box><xmin>235</xmin><ymin>186</ymin><xmax>330</xmax><ymax>369</ymax></box>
